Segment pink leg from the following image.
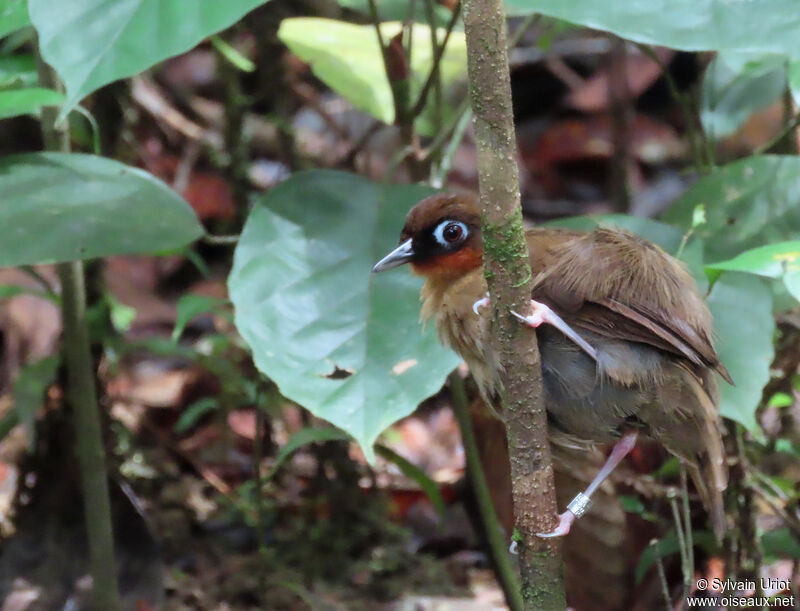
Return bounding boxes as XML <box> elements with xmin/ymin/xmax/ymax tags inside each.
<box><xmin>537</xmin><ymin>431</ymin><xmax>638</xmax><ymax>538</ymax></box>
<box><xmin>511</xmin><ymin>299</ymin><xmax>597</xmax><ymax>361</ymax></box>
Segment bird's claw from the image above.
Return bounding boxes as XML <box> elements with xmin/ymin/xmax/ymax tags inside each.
<box><xmin>536</xmin><ymin>510</ymin><xmax>577</xmax><ymax>538</ymax></box>
<box><xmin>510</xmin><ymin>309</ymin><xmax>544</xmax><ymax>327</ymax></box>
<box><xmin>472</xmin><ymin>293</ymin><xmax>490</xmax><ymax>316</ymax></box>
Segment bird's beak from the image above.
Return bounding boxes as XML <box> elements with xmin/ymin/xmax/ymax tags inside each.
<box><xmin>372</xmin><ymin>238</ymin><xmax>415</xmax><ymax>273</ymax></box>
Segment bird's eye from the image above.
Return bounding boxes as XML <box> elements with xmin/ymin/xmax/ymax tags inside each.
<box><xmin>434</xmin><ymin>221</ymin><xmax>468</xmax><ymax>246</ymax></box>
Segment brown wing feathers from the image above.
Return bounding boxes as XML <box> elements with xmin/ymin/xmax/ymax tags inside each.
<box><xmin>528</xmin><ymin>226</ymin><xmax>732</xmax><ymax>384</ymax></box>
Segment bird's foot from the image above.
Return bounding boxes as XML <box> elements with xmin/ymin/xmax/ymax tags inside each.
<box><xmin>472</xmin><ymin>292</ymin><xmax>490</xmax><ymax>315</ymax></box>
<box><xmin>536</xmin><ymin>492</ymin><xmax>592</xmax><ymax>538</ymax></box>
<box><xmin>511</xmin><ymin>300</ymin><xmax>598</xmax><ymax>361</ymax></box>
<box><xmin>536</xmin><ymin>510</ymin><xmax>577</xmax><ymax>538</ymax></box>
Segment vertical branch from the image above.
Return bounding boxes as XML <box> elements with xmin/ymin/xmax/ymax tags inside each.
<box><xmin>608</xmin><ymin>36</ymin><xmax>632</xmax><ymax>212</ymax></box>
<box><xmin>36</xmin><ymin>50</ymin><xmax>121</xmax><ymax>611</ymax></box>
<box><xmin>461</xmin><ymin>1</ymin><xmax>565</xmax><ymax>609</ymax></box>
<box><xmin>217</xmin><ymin>35</ymin><xmax>251</xmax><ymax>224</ymax></box>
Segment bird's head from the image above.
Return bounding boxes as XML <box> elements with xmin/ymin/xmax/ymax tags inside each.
<box><xmin>372</xmin><ymin>193</ymin><xmax>483</xmax><ymax>280</ymax></box>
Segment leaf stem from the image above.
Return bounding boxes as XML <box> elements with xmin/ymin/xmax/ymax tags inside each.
<box><xmin>411</xmin><ymin>0</ymin><xmax>461</xmax><ymax>119</ymax></box>
<box><xmin>449</xmin><ymin>372</ymin><xmax>523</xmax><ymax>611</ymax></box>
<box><xmin>36</xmin><ymin>43</ymin><xmax>121</xmax><ymax>611</ymax></box>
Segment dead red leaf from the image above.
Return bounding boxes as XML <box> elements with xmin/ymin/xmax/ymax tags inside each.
<box><xmin>566</xmin><ymin>47</ymin><xmax>674</xmax><ymax>112</ymax></box>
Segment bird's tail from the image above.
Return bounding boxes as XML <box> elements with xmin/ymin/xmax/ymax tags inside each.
<box><xmin>656</xmin><ymin>367</ymin><xmax>728</xmax><ymax>541</ymax></box>
<box><xmin>686</xmin><ymin>449</ymin><xmax>727</xmax><ymax>541</ymax></box>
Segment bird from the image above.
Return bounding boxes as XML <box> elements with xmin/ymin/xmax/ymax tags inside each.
<box><xmin>372</xmin><ymin>192</ymin><xmax>730</xmax><ymax>538</ymax></box>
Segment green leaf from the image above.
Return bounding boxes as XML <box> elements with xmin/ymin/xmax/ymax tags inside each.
<box><xmin>229</xmin><ymin>170</ymin><xmax>461</xmax><ymax>459</ymax></box>
<box><xmin>707</xmin><ymin>241</ymin><xmax>800</xmax><ymax>303</ymax></box>
<box><xmin>174</xmin><ymin>397</ymin><xmax>219</xmax><ymax>434</ymax></box>
<box><xmin>706</xmin><ymin>273</ymin><xmax>774</xmax><ymax>434</ymax></box>
<box><xmin>0</xmin><ymin>0</ymin><xmax>29</xmax><ymax>39</ymax></box>
<box><xmin>277</xmin><ymin>18</ymin><xmax>466</xmax><ymax>136</ymax></box>
<box><xmin>502</xmin><ymin>0</ymin><xmax>800</xmax><ymax>59</ymax></box>
<box><xmin>635</xmin><ymin>532</ymin><xmax>717</xmax><ymax>584</ymax></box>
<box><xmin>762</xmin><ymin>527</ymin><xmax>800</xmax><ymax>559</ymax></box>
<box><xmin>707</xmin><ymin>241</ymin><xmax>800</xmax><ymax>278</ymax></box>
<box><xmin>767</xmin><ymin>392</ymin><xmax>793</xmax><ymax>408</ymax></box>
<box><xmin>701</xmin><ymin>52</ymin><xmax>787</xmax><ymax>141</ymax></box>
<box><xmin>336</xmin><ymin>0</ymin><xmax>453</xmax><ymax>26</ymax></box>
<box><xmin>775</xmin><ymin>438</ymin><xmax>800</xmax><ymax>457</ymax></box>
<box><xmin>0</xmin><ymin>284</ymin><xmax>45</xmax><ymax>299</ymax></box>
<box><xmin>108</xmin><ymin>295</ymin><xmax>136</xmax><ymax>332</ymax></box>
<box><xmin>790</xmin><ymin>60</ymin><xmax>800</xmax><ymax>105</ymax></box>
<box><xmin>28</xmin><ymin>0</ymin><xmax>270</xmax><ymax>116</ymax></box>
<box><xmin>0</xmin><ymin>152</ymin><xmax>204</xmax><ymax>267</ymax></box>
<box><xmin>172</xmin><ymin>294</ymin><xmax>229</xmax><ymax>342</ymax></box>
<box><xmin>664</xmin><ymin>156</ymin><xmax>800</xmax><ymax>262</ymax></box>
<box><xmin>12</xmin><ymin>355</ymin><xmax>59</xmax><ymax>448</ymax></box>
<box><xmin>375</xmin><ymin>443</ymin><xmax>447</xmax><ymax>521</ymax></box>
<box><xmin>783</xmin><ymin>270</ymin><xmax>800</xmax><ymax>301</ymax></box>
<box><xmin>267</xmin><ymin>427</ymin><xmax>351</xmax><ymax>479</ymax></box>
<box><xmin>0</xmin><ymin>86</ymin><xmax>63</xmax><ymax>119</ymax></box>
<box><xmin>0</xmin><ymin>54</ymin><xmax>36</xmax><ymax>89</ymax></box>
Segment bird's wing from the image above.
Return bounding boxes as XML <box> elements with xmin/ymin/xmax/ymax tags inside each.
<box><xmin>528</xmin><ymin>227</ymin><xmax>733</xmax><ymax>384</ymax></box>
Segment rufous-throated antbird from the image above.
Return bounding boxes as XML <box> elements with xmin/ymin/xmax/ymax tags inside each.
<box><xmin>373</xmin><ymin>192</ymin><xmax>730</xmax><ymax>538</ymax></box>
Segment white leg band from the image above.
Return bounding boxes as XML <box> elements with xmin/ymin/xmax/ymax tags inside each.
<box><xmin>566</xmin><ymin>492</ymin><xmax>592</xmax><ymax>518</ymax></box>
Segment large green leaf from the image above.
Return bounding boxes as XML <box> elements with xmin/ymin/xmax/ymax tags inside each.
<box><xmin>0</xmin><ymin>86</ymin><xmax>63</xmax><ymax>119</ymax></box>
<box><xmin>707</xmin><ymin>241</ymin><xmax>800</xmax><ymax>302</ymax></box>
<box><xmin>503</xmin><ymin>0</ymin><xmax>800</xmax><ymax>58</ymax></box>
<box><xmin>28</xmin><ymin>0</ymin><xmax>269</xmax><ymax>116</ymax></box>
<box><xmin>277</xmin><ymin>18</ymin><xmax>466</xmax><ymax>136</ymax></box>
<box><xmin>664</xmin><ymin>156</ymin><xmax>800</xmax><ymax>261</ymax></box>
<box><xmin>337</xmin><ymin>0</ymin><xmax>453</xmax><ymax>26</ymax></box>
<box><xmin>0</xmin><ymin>0</ymin><xmax>30</xmax><ymax>39</ymax></box>
<box><xmin>706</xmin><ymin>273</ymin><xmax>773</xmax><ymax>434</ymax></box>
<box><xmin>0</xmin><ymin>152</ymin><xmax>204</xmax><ymax>267</ymax></box>
<box><xmin>701</xmin><ymin>52</ymin><xmax>787</xmax><ymax>141</ymax></box>
<box><xmin>707</xmin><ymin>241</ymin><xmax>800</xmax><ymax>278</ymax></box>
<box><xmin>229</xmin><ymin>170</ymin><xmax>460</xmax><ymax>459</ymax></box>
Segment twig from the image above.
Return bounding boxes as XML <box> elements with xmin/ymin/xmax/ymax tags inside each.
<box><xmin>428</xmin><ymin>97</ymin><xmax>472</xmax><ymax>187</ymax></box>
<box><xmin>669</xmin><ymin>489</ymin><xmax>692</xmax><ymax>601</ymax></box>
<box><xmin>19</xmin><ymin>265</ymin><xmax>57</xmax><ymax>297</ymax></box>
<box><xmin>680</xmin><ymin>465</ymin><xmax>695</xmax><ymax>589</ymax></box>
<box><xmin>462</xmin><ymin>1</ymin><xmax>565</xmax><ymax>608</ymax></box>
<box><xmin>337</xmin><ymin>120</ymin><xmax>382</xmax><ymax>168</ymax></box>
<box><xmin>37</xmin><ymin>43</ymin><xmax>121</xmax><ymax>611</ymax></box>
<box><xmin>749</xmin><ymin>478</ymin><xmax>800</xmax><ymax>539</ymax></box>
<box><xmin>507</xmin><ymin>14</ymin><xmax>541</xmax><ymax>50</ymax></box>
<box><xmin>366</xmin><ymin>0</ymin><xmax>405</xmax><ymax>121</ymax></box>
<box><xmin>427</xmin><ymin>14</ymin><xmax>539</xmax><ymax>186</ymax></box>
<box><xmin>411</xmin><ymin>0</ymin><xmax>461</xmax><ymax>119</ymax></box>
<box><xmin>755</xmin><ymin>112</ymin><xmax>800</xmax><ymax>156</ymax></box>
<box><xmin>138</xmin><ymin>413</ymin><xmax>233</xmax><ymax>497</ymax></box>
<box><xmin>651</xmin><ymin>539</ymin><xmax>674</xmax><ymax>611</ymax></box>
<box><xmin>131</xmin><ymin>76</ymin><xmax>223</xmax><ymax>149</ymax></box>
<box><xmin>635</xmin><ymin>43</ymin><xmax>710</xmax><ymax>173</ymax></box>
<box><xmin>449</xmin><ymin>372</ymin><xmax>523</xmax><ymax>611</ymax></box>
<box><xmin>253</xmin><ymin>390</ymin><xmax>268</xmax><ymax>604</ymax></box>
